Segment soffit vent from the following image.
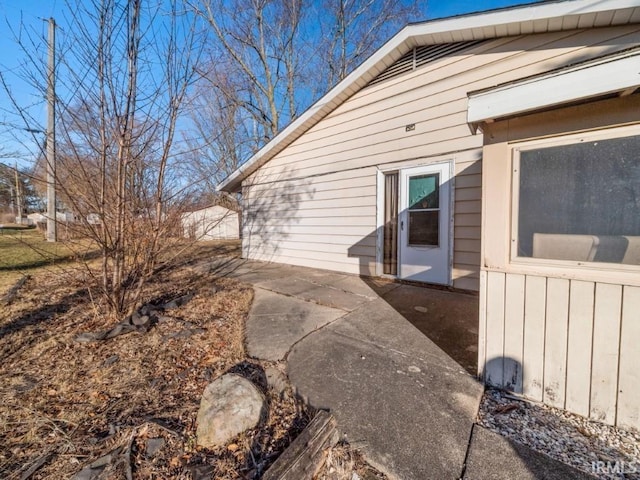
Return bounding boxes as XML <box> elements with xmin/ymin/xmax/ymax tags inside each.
<box><xmin>368</xmin><ymin>40</ymin><xmax>484</xmax><ymax>87</ymax></box>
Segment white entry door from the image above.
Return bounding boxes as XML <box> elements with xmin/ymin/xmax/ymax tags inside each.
<box><xmin>398</xmin><ymin>162</ymin><xmax>452</xmax><ymax>284</ymax></box>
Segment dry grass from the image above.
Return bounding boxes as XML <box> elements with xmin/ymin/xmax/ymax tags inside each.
<box><xmin>0</xmin><ymin>227</ymin><xmax>96</xmax><ymax>272</ymax></box>
<box><xmin>0</xmin><ymin>241</ymin><xmax>312</xmax><ymax>479</ymax></box>
<box><xmin>0</xmin><ymin>227</ymin><xmax>99</xmax><ymax>297</ymax></box>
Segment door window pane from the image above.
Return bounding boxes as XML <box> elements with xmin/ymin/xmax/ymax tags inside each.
<box><xmin>409</xmin><ymin>174</ymin><xmax>439</xmax><ymax>209</ymax></box>
<box><xmin>409</xmin><ymin>211</ymin><xmax>439</xmax><ymax>246</ymax></box>
<box><xmin>517</xmin><ymin>134</ymin><xmax>640</xmax><ymax>265</ymax></box>
<box><xmin>408</xmin><ymin>173</ymin><xmax>440</xmax><ymax>246</ymax></box>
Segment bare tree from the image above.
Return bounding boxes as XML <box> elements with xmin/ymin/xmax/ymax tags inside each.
<box><xmin>190</xmin><ymin>0</ymin><xmax>304</xmax><ymax>140</ymax></box>
<box><xmin>5</xmin><ymin>0</ymin><xmax>206</xmax><ymax>320</ymax></box>
<box><xmin>0</xmin><ymin>162</ymin><xmax>41</xmax><ymax>216</ymax></box>
<box><xmin>186</xmin><ymin>0</ymin><xmax>422</xmax><ymax>187</ymax></box>
<box><xmin>317</xmin><ymin>0</ymin><xmax>425</xmax><ymax>89</ymax></box>
<box><xmin>182</xmin><ymin>68</ymin><xmax>255</xmax><ymax>196</ymax></box>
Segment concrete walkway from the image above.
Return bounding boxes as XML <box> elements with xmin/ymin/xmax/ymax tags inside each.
<box><xmin>205</xmin><ymin>257</ymin><xmax>593</xmax><ymax>480</ymax></box>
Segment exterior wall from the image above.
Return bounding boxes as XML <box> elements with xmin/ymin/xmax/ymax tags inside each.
<box><xmin>242</xmin><ymin>25</ymin><xmax>640</xmax><ymax>291</ymax></box>
<box><xmin>478</xmin><ymin>95</ymin><xmax>640</xmax><ymax>429</ymax></box>
<box><xmin>182</xmin><ymin>206</ymin><xmax>239</xmax><ymax>240</ymax></box>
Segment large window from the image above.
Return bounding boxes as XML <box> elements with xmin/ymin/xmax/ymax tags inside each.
<box><xmin>513</xmin><ymin>128</ymin><xmax>640</xmax><ymax>266</ymax></box>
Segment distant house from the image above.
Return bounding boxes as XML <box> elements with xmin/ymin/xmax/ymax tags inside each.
<box><xmin>27</xmin><ymin>211</ymin><xmax>75</xmax><ymax>225</ymax></box>
<box><xmin>218</xmin><ymin>0</ymin><xmax>640</xmax><ymax>430</ymax></box>
<box><xmin>181</xmin><ymin>205</ymin><xmax>240</xmax><ymax>241</ymax></box>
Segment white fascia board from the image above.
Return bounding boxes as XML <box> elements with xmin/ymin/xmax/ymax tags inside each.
<box><xmin>217</xmin><ymin>0</ymin><xmax>640</xmax><ymax>192</ymax></box>
<box><xmin>467</xmin><ymin>50</ymin><xmax>640</xmax><ymax>125</ymax></box>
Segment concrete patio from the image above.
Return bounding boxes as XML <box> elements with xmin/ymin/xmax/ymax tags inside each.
<box><xmin>202</xmin><ymin>257</ymin><xmax>593</xmax><ymax>479</ymax></box>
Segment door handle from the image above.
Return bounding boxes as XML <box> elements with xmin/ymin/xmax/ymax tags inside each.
<box><xmin>400</xmin><ymin>220</ymin><xmax>404</xmax><ymax>231</ymax></box>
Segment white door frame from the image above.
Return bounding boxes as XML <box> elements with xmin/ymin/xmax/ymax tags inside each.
<box><xmin>376</xmin><ymin>161</ymin><xmax>454</xmax><ymax>285</ymax></box>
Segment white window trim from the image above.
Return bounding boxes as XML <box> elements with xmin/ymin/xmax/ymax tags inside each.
<box><xmin>509</xmin><ymin>123</ymin><xmax>640</xmax><ymax>277</ymax></box>
<box><xmin>375</xmin><ymin>160</ymin><xmax>455</xmax><ymax>280</ymax></box>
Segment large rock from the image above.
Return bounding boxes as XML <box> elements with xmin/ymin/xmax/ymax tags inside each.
<box><xmin>196</xmin><ymin>374</ymin><xmax>265</xmax><ymax>448</ymax></box>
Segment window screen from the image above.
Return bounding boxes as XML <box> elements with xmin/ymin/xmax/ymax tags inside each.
<box><xmin>517</xmin><ymin>134</ymin><xmax>640</xmax><ymax>265</ymax></box>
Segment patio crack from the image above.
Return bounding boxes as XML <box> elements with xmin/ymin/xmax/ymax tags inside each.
<box><xmin>252</xmin><ymin>285</ymin><xmax>354</xmax><ymax>313</ymax></box>
<box><xmin>458</xmin><ymin>422</ymin><xmax>477</xmax><ymax>480</ymax></box>
<box><xmin>281</xmin><ymin>307</ymin><xmax>350</xmax><ymax>364</ymax></box>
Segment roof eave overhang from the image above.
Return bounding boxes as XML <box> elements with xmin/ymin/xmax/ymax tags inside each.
<box><xmin>467</xmin><ymin>48</ymin><xmax>640</xmax><ymax>130</ymax></box>
<box><xmin>217</xmin><ymin>0</ymin><xmax>640</xmax><ymax>192</ymax></box>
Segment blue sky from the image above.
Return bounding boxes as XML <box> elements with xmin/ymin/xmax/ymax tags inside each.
<box><xmin>426</xmin><ymin>0</ymin><xmax>543</xmax><ymax>19</ymax></box>
<box><xmin>0</xmin><ymin>0</ymin><xmax>544</xmax><ymax>169</ymax></box>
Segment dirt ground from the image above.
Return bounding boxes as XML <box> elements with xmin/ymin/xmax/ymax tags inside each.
<box><xmin>0</xmin><ymin>240</ymin><xmax>386</xmax><ymax>480</ymax></box>
<box><xmin>0</xmin><ymin>241</ymin><xmax>319</xmax><ymax>479</ymax></box>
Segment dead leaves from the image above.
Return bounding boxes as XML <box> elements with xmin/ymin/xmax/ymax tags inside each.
<box><xmin>0</xmin><ymin>269</ymin><xmax>251</xmax><ymax>479</ymax></box>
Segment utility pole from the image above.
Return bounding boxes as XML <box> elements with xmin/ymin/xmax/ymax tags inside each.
<box><xmin>46</xmin><ymin>17</ymin><xmax>57</xmax><ymax>242</ymax></box>
<box><xmin>14</xmin><ymin>162</ymin><xmax>23</xmax><ymax>224</ymax></box>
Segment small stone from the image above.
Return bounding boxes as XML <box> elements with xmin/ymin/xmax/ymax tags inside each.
<box><xmin>408</xmin><ymin>366</ymin><xmax>421</xmax><ymax>373</ymax></box>
<box><xmin>414</xmin><ymin>306</ymin><xmax>428</xmax><ymax>313</ymax></box>
<box><xmin>477</xmin><ymin>388</ymin><xmax>640</xmax><ymax>478</ymax></box>
<box><xmin>72</xmin><ymin>466</ymin><xmax>104</xmax><ymax>480</ymax></box>
<box><xmin>190</xmin><ymin>465</ymin><xmax>214</xmax><ymax>480</ymax></box>
<box><xmin>104</xmin><ymin>325</ymin><xmax>124</xmax><ymax>339</ymax></box>
<box><xmin>132</xmin><ymin>314</ymin><xmax>150</xmax><ymax>327</ymax></box>
<box><xmin>75</xmin><ymin>332</ymin><xmax>103</xmax><ymax>343</ymax></box>
<box><xmin>265</xmin><ymin>366</ymin><xmax>288</xmax><ymax>395</ymax></box>
<box><xmin>196</xmin><ymin>374</ymin><xmax>265</xmax><ymax>448</ymax></box>
<box><xmin>146</xmin><ymin>438</ymin><xmax>165</xmax><ymax>458</ymax></box>
<box><xmin>164</xmin><ymin>294</ymin><xmax>194</xmax><ymax>310</ymax></box>
<box><xmin>89</xmin><ymin>451</ymin><xmax>117</xmax><ymax>468</ymax></box>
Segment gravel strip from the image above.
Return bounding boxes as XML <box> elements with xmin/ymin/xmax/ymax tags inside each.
<box><xmin>477</xmin><ymin>389</ymin><xmax>640</xmax><ymax>479</ymax></box>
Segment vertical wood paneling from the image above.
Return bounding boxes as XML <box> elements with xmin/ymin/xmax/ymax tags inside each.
<box><xmin>485</xmin><ymin>271</ymin><xmax>506</xmax><ymax>386</ymax></box>
<box><xmin>566</xmin><ymin>280</ymin><xmax>595</xmax><ymax>417</ymax></box>
<box><xmin>590</xmin><ymin>283</ymin><xmax>622</xmax><ymax>424</ymax></box>
<box><xmin>543</xmin><ymin>278</ymin><xmax>570</xmax><ymax>408</ymax></box>
<box><xmin>617</xmin><ymin>286</ymin><xmax>640</xmax><ymax>429</ymax></box>
<box><xmin>523</xmin><ymin>275</ymin><xmax>546</xmax><ymax>401</ymax></box>
<box><xmin>503</xmin><ymin>273</ymin><xmax>525</xmax><ymax>393</ymax></box>
<box><xmin>481</xmin><ymin>274</ymin><xmax>638</xmax><ymax>430</ymax></box>
<box><xmin>477</xmin><ymin>270</ymin><xmax>488</xmax><ymax>379</ymax></box>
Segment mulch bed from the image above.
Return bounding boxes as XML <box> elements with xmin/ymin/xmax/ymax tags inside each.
<box><xmin>0</xmin><ymin>263</ymin><xmax>312</xmax><ymax>479</ymax></box>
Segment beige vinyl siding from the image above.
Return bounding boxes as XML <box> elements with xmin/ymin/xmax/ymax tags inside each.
<box><xmin>242</xmin><ymin>25</ymin><xmax>640</xmax><ymax>290</ymax></box>
<box><xmin>453</xmin><ymin>157</ymin><xmax>482</xmax><ymax>290</ymax></box>
<box><xmin>480</xmin><ymin>271</ymin><xmax>640</xmax><ymax>429</ymax></box>
<box><xmin>243</xmin><ymin>168</ymin><xmax>379</xmax><ymax>275</ymax></box>
<box><xmin>255</xmin><ymin>26</ymin><xmax>640</xmax><ymax>179</ymax></box>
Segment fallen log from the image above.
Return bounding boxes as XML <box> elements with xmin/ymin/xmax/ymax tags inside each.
<box><xmin>262</xmin><ymin>410</ymin><xmax>339</xmax><ymax>480</ymax></box>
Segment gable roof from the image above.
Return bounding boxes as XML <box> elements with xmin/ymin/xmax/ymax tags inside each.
<box><xmin>218</xmin><ymin>0</ymin><xmax>640</xmax><ymax>192</ymax></box>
